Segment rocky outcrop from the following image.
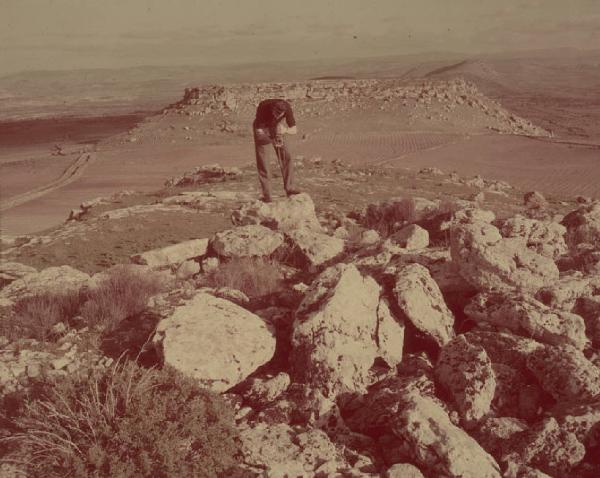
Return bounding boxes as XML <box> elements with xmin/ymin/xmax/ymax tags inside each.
<box><xmin>152</xmin><ymin>292</ymin><xmax>275</xmax><ymax>392</ymax></box>
<box><xmin>130</xmin><ymin>238</ymin><xmax>209</xmax><ymax>267</ymax></box>
<box><xmin>450</xmin><ymin>220</ymin><xmax>559</xmax><ymax>293</ymax></box>
<box><xmin>465</xmin><ymin>292</ymin><xmax>588</xmax><ymax>349</ymax></box>
<box><xmin>210</xmin><ymin>225</ymin><xmax>283</xmax><ymax>258</ymax></box>
<box><xmin>291</xmin><ymin>264</ymin><xmax>381</xmax><ymax>397</ymax></box>
<box><xmin>392</xmin><ymin>263</ymin><xmax>455</xmax><ymax>347</ymax></box>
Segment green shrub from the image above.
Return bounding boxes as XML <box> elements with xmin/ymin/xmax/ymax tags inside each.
<box><xmin>200</xmin><ymin>257</ymin><xmax>283</xmax><ymax>298</ymax></box>
<box><xmin>4</xmin><ymin>361</ymin><xmax>240</xmax><ymax>477</ymax></box>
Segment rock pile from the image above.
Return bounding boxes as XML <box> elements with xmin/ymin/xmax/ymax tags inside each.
<box><xmin>3</xmin><ymin>184</ymin><xmax>600</xmax><ymax>476</ymax></box>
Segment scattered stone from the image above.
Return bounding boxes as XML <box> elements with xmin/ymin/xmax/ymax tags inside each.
<box><xmin>285</xmin><ymin>228</ymin><xmax>345</xmax><ymax>267</ymax></box>
<box><xmin>387</xmin><ymin>224</ymin><xmax>429</xmax><ymax>250</ymax></box>
<box><xmin>0</xmin><ymin>262</ymin><xmax>37</xmax><ymax>289</ymax></box>
<box><xmin>361</xmin><ymin>229</ymin><xmax>381</xmax><ymax>246</ymax></box>
<box><xmin>175</xmin><ymin>259</ymin><xmax>200</xmax><ymax>280</ymax></box>
<box><xmin>385</xmin><ymin>463</ymin><xmax>425</xmax><ymax>478</ymax></box>
<box><xmin>524</xmin><ymin>191</ymin><xmax>547</xmax><ymax>209</ymax></box>
<box><xmin>242</xmin><ymin>372</ymin><xmax>291</xmax><ymax>408</ymax></box>
<box><xmin>562</xmin><ymin>201</ymin><xmax>600</xmax><ymax>248</ymax></box>
<box><xmin>164</xmin><ymin>164</ymin><xmax>242</xmax><ymax>187</ymax></box>
<box><xmin>500</xmin><ymin>215</ymin><xmax>567</xmax><ymax>259</ymax></box>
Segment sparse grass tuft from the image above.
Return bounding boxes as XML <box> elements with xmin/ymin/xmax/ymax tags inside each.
<box><xmin>199</xmin><ymin>257</ymin><xmax>284</xmax><ymax>298</ymax></box>
<box><xmin>5</xmin><ymin>291</ymin><xmax>82</xmax><ymax>342</ymax></box>
<box><xmin>4</xmin><ymin>266</ymin><xmax>166</xmax><ymax>343</ymax></box>
<box><xmin>80</xmin><ymin>265</ymin><xmax>165</xmax><ymax>333</ymax></box>
<box><xmin>3</xmin><ymin>361</ymin><xmax>240</xmax><ymax>478</ymax></box>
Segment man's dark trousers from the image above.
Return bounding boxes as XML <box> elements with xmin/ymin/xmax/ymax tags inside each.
<box><xmin>253</xmin><ymin>126</ymin><xmax>295</xmax><ymax>199</ymax></box>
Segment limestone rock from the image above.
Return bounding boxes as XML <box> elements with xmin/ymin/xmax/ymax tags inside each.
<box><xmin>473</xmin><ymin>416</ymin><xmax>528</xmax><ymax>459</ymax></box>
<box><xmin>450</xmin><ymin>221</ymin><xmax>559</xmax><ymax>293</ymax></box>
<box><xmin>242</xmin><ymin>372</ymin><xmax>291</xmax><ymax>408</ymax></box>
<box><xmin>130</xmin><ymin>238</ymin><xmax>209</xmax><ymax>267</ymax></box>
<box><xmin>232</xmin><ymin>193</ymin><xmax>322</xmax><ymax>232</ymax></box>
<box><xmin>463</xmin><ymin>331</ymin><xmax>543</xmax><ymax>370</ymax></box>
<box><xmin>153</xmin><ymin>292</ymin><xmax>275</xmax><ymax>392</ymax></box>
<box><xmin>465</xmin><ymin>292</ymin><xmax>588</xmax><ymax>349</ymax></box>
<box><xmin>0</xmin><ymin>266</ymin><xmax>90</xmax><ymax>307</ymax></box>
<box><xmin>291</xmin><ymin>263</ymin><xmax>381</xmax><ymax>397</ymax></box>
<box><xmin>385</xmin><ymin>463</ymin><xmax>425</xmax><ymax>478</ymax></box>
<box><xmin>285</xmin><ymin>228</ymin><xmax>344</xmax><ymax>267</ymax></box>
<box><xmin>376</xmin><ymin>298</ymin><xmax>405</xmax><ymax>368</ymax></box>
<box><xmin>238</xmin><ymin>423</ymin><xmax>352</xmax><ymax>477</ymax></box>
<box><xmin>555</xmin><ymin>400</ymin><xmax>600</xmax><ymax>444</ymax></box>
<box><xmin>508</xmin><ymin>417</ymin><xmax>585</xmax><ymax>476</ymax></box>
<box><xmin>175</xmin><ymin>259</ymin><xmax>200</xmax><ymax>280</ymax></box>
<box><xmin>526</xmin><ymin>344</ymin><xmax>600</xmax><ymax>402</ymax></box>
<box><xmin>360</xmin><ymin>229</ymin><xmax>381</xmax><ymax>246</ymax></box>
<box><xmin>388</xmin><ymin>224</ymin><xmax>429</xmax><ymax>250</ymax></box>
<box><xmin>164</xmin><ymin>164</ymin><xmax>242</xmax><ymax>187</ymax></box>
<box><xmin>561</xmin><ymin>201</ymin><xmax>600</xmax><ymax>248</ymax></box>
<box><xmin>0</xmin><ymin>261</ymin><xmax>37</xmax><ymax>289</ymax></box>
<box><xmin>392</xmin><ymin>263</ymin><xmax>455</xmax><ymax>347</ymax></box>
<box><xmin>500</xmin><ymin>215</ymin><xmax>567</xmax><ymax>259</ymax></box>
<box><xmin>436</xmin><ymin>335</ymin><xmax>496</xmax><ymax>424</ymax></box>
<box><xmin>210</xmin><ymin>225</ymin><xmax>283</xmax><ymax>258</ymax></box>
<box><xmin>392</xmin><ymin>392</ymin><xmax>502</xmax><ymax>478</ymax></box>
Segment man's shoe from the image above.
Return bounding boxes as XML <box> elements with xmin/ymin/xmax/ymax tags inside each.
<box><xmin>286</xmin><ymin>189</ymin><xmax>301</xmax><ymax>197</ymax></box>
<box><xmin>260</xmin><ymin>195</ymin><xmax>272</xmax><ymax>203</ymax></box>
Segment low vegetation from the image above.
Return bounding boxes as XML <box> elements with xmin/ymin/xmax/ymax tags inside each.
<box><xmin>363</xmin><ymin>197</ymin><xmax>417</xmax><ymax>237</ymax></box>
<box><xmin>3</xmin><ymin>266</ymin><xmax>166</xmax><ymax>342</ymax></box>
<box><xmin>3</xmin><ymin>361</ymin><xmax>240</xmax><ymax>477</ymax></box>
<box><xmin>199</xmin><ymin>256</ymin><xmax>284</xmax><ymax>298</ymax></box>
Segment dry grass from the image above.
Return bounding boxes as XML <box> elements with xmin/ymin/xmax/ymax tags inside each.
<box><xmin>363</xmin><ymin>197</ymin><xmax>417</xmax><ymax>237</ymax></box>
<box><xmin>80</xmin><ymin>265</ymin><xmax>165</xmax><ymax>333</ymax></box>
<box><xmin>3</xmin><ymin>361</ymin><xmax>240</xmax><ymax>477</ymax></box>
<box><xmin>199</xmin><ymin>257</ymin><xmax>284</xmax><ymax>298</ymax></box>
<box><xmin>4</xmin><ymin>266</ymin><xmax>166</xmax><ymax>342</ymax></box>
<box><xmin>4</xmin><ymin>292</ymin><xmax>82</xmax><ymax>342</ymax></box>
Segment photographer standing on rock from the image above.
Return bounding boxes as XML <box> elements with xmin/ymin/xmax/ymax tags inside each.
<box><xmin>253</xmin><ymin>99</ymin><xmax>300</xmax><ymax>202</ymax></box>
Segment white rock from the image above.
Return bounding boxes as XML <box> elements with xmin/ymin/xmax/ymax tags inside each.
<box><xmin>153</xmin><ymin>292</ymin><xmax>275</xmax><ymax>392</ymax></box>
<box><xmin>501</xmin><ymin>215</ymin><xmax>567</xmax><ymax>259</ymax></box>
<box><xmin>210</xmin><ymin>225</ymin><xmax>283</xmax><ymax>258</ymax></box>
<box><xmin>388</xmin><ymin>224</ymin><xmax>429</xmax><ymax>250</ymax></box>
<box><xmin>285</xmin><ymin>228</ymin><xmax>344</xmax><ymax>267</ymax></box>
<box><xmin>377</xmin><ymin>298</ymin><xmax>405</xmax><ymax>367</ymax></box>
<box><xmin>436</xmin><ymin>335</ymin><xmax>496</xmax><ymax>424</ymax></box>
<box><xmin>291</xmin><ymin>263</ymin><xmax>381</xmax><ymax>396</ymax></box>
<box><xmin>131</xmin><ymin>238</ymin><xmax>208</xmax><ymax>267</ymax></box>
<box><xmin>392</xmin><ymin>263</ymin><xmax>455</xmax><ymax>347</ymax></box>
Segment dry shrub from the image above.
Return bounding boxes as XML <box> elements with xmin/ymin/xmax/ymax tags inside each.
<box><xmin>201</xmin><ymin>257</ymin><xmax>283</xmax><ymax>298</ymax></box>
<box><xmin>80</xmin><ymin>265</ymin><xmax>165</xmax><ymax>332</ymax></box>
<box><xmin>5</xmin><ymin>291</ymin><xmax>82</xmax><ymax>342</ymax></box>
<box><xmin>4</xmin><ymin>361</ymin><xmax>240</xmax><ymax>477</ymax></box>
<box><xmin>364</xmin><ymin>197</ymin><xmax>416</xmax><ymax>237</ymax></box>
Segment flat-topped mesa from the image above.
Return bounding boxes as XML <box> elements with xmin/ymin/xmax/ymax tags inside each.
<box><xmin>167</xmin><ymin>78</ymin><xmax>549</xmax><ymax>137</ymax></box>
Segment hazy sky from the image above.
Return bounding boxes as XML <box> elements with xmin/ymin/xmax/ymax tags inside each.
<box><xmin>1</xmin><ymin>0</ymin><xmax>599</xmax><ymax>76</ymax></box>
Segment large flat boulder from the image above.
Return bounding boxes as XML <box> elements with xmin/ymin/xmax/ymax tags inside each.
<box><xmin>291</xmin><ymin>263</ymin><xmax>381</xmax><ymax>397</ymax></box>
<box><xmin>130</xmin><ymin>238</ymin><xmax>209</xmax><ymax>267</ymax></box>
<box><xmin>285</xmin><ymin>228</ymin><xmax>344</xmax><ymax>267</ymax></box>
<box><xmin>152</xmin><ymin>292</ymin><xmax>275</xmax><ymax>392</ymax></box>
<box><xmin>392</xmin><ymin>263</ymin><xmax>455</xmax><ymax>347</ymax></box>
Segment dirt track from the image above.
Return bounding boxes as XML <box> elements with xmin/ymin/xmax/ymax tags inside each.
<box><xmin>0</xmin><ymin>152</ymin><xmax>95</xmax><ymax>212</ymax></box>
